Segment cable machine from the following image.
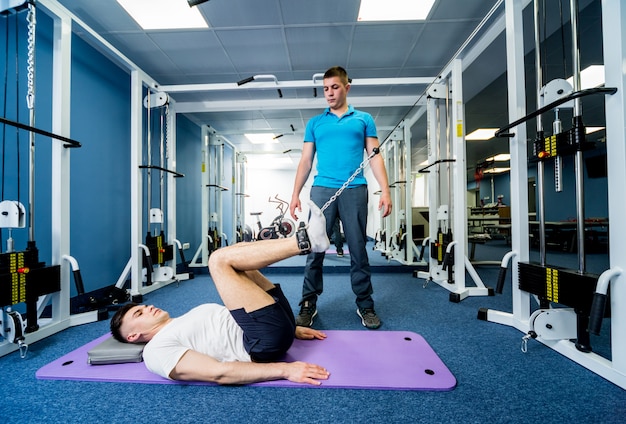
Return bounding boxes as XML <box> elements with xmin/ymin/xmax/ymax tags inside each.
<box><xmin>414</xmin><ymin>59</ymin><xmax>492</xmax><ymax>302</ymax></box>
<box><xmin>189</xmin><ymin>127</ymin><xmax>231</xmax><ymax>268</ymax></box>
<box><xmin>235</xmin><ymin>152</ymin><xmax>252</xmax><ymax>242</ymax></box>
<box><xmin>114</xmin><ymin>83</ymin><xmax>191</xmax><ymax>302</ymax></box>
<box><xmin>0</xmin><ymin>1</ymin><xmax>105</xmax><ymax>357</ymax></box>
<box><xmin>479</xmin><ymin>0</ymin><xmax>626</xmax><ymax>390</ymax></box>
<box><xmin>374</xmin><ymin>123</ymin><xmax>422</xmax><ymax>265</ymax></box>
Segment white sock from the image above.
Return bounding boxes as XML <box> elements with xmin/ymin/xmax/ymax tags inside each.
<box><xmin>307</xmin><ymin>201</ymin><xmax>330</xmax><ymax>253</ymax></box>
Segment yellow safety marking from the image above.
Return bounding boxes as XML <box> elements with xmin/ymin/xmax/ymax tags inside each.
<box><xmin>9</xmin><ymin>252</ymin><xmax>27</xmax><ymax>304</ymax></box>
<box><xmin>157</xmin><ymin>235</ymin><xmax>163</xmax><ymax>264</ymax></box>
<box><xmin>437</xmin><ymin>232</ymin><xmax>443</xmax><ymax>262</ymax></box>
<box><xmin>545</xmin><ymin>267</ymin><xmax>559</xmax><ymax>303</ymax></box>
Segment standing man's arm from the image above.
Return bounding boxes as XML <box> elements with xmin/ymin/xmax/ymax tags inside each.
<box><xmin>366</xmin><ymin>136</ymin><xmax>392</xmax><ymax>217</ymax></box>
<box><xmin>290</xmin><ymin>142</ymin><xmax>316</xmax><ymax>220</ymax></box>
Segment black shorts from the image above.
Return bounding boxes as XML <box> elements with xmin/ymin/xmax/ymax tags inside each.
<box><xmin>230</xmin><ymin>301</ymin><xmax>296</xmax><ymax>362</ymax></box>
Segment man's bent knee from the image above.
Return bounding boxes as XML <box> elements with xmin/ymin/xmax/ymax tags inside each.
<box><xmin>208</xmin><ymin>247</ymin><xmax>229</xmax><ymax>273</ymax></box>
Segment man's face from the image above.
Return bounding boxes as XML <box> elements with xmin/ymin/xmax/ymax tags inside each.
<box><xmin>323</xmin><ymin>76</ymin><xmax>350</xmax><ymax>111</ymax></box>
<box><xmin>120</xmin><ymin>304</ymin><xmax>170</xmax><ymax>343</ymax></box>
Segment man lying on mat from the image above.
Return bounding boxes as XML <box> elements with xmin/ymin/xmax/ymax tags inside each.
<box><xmin>110</xmin><ymin>202</ymin><xmax>330</xmax><ymax>386</ymax></box>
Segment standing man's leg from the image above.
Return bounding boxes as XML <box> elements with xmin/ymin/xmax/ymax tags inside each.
<box><xmin>297</xmin><ymin>187</ymin><xmax>338</xmax><ymax>327</ymax></box>
<box><xmin>338</xmin><ymin>185</ymin><xmax>381</xmax><ymax>329</ymax></box>
<box><xmin>333</xmin><ymin>217</ymin><xmax>344</xmax><ymax>256</ymax></box>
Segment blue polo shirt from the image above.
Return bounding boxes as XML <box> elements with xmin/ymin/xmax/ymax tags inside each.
<box><xmin>304</xmin><ymin>105</ymin><xmax>378</xmax><ymax>189</ymax></box>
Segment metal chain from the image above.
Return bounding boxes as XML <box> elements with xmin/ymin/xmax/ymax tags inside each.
<box><xmin>164</xmin><ymin>103</ymin><xmax>170</xmax><ymax>162</ymax></box>
<box><xmin>26</xmin><ymin>2</ymin><xmax>36</xmax><ymax>242</ymax></box>
<box><xmin>320</xmin><ymin>147</ymin><xmax>379</xmax><ymax>213</ymax></box>
<box><xmin>26</xmin><ymin>3</ymin><xmax>35</xmax><ymax>110</ymax></box>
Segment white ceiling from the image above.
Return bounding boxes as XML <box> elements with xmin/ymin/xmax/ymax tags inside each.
<box><xmin>50</xmin><ymin>0</ymin><xmax>605</xmax><ymax>176</ymax></box>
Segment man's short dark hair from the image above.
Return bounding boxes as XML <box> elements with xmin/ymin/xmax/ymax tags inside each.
<box><xmin>324</xmin><ymin>66</ymin><xmax>350</xmax><ymax>85</ymax></box>
<box><xmin>110</xmin><ymin>302</ymin><xmax>138</xmax><ymax>343</ymax></box>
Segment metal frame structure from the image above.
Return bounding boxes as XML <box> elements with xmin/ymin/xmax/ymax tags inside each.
<box><xmin>375</xmin><ymin>125</ymin><xmax>422</xmax><ymax>265</ymax></box>
<box><xmin>414</xmin><ymin>59</ymin><xmax>492</xmax><ymax>302</ymax></box>
<box><xmin>189</xmin><ymin>128</ymin><xmax>235</xmax><ymax>268</ymax></box>
<box><xmin>114</xmin><ymin>75</ymin><xmax>188</xmax><ymax>301</ymax></box>
<box><xmin>479</xmin><ymin>0</ymin><xmax>626</xmax><ymax>390</ymax></box>
<box><xmin>0</xmin><ymin>1</ymin><xmax>103</xmax><ymax>357</ymax></box>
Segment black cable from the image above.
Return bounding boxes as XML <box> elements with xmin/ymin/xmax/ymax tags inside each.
<box><xmin>15</xmin><ymin>12</ymin><xmax>20</xmax><ymax>205</ymax></box>
<box><xmin>541</xmin><ymin>0</ymin><xmax>547</xmax><ymax>87</ymax></box>
<box><xmin>559</xmin><ymin>0</ymin><xmax>567</xmax><ymax>78</ymax></box>
<box><xmin>2</xmin><ymin>15</ymin><xmax>9</xmax><ymax>201</ymax></box>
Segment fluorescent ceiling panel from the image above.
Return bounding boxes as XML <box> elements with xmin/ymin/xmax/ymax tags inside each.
<box><xmin>483</xmin><ymin>167</ymin><xmax>510</xmax><ymax>174</ymax></box>
<box><xmin>586</xmin><ymin>126</ymin><xmax>604</xmax><ymax>134</ymax></box>
<box><xmin>245</xmin><ymin>133</ymin><xmax>278</xmax><ymax>144</ymax></box>
<box><xmin>117</xmin><ymin>0</ymin><xmax>208</xmax><ymax>30</ymax></box>
<box><xmin>566</xmin><ymin>65</ymin><xmax>605</xmax><ymax>89</ymax></box>
<box><xmin>358</xmin><ymin>0</ymin><xmax>436</xmax><ymax>22</ymax></box>
<box><xmin>466</xmin><ymin>128</ymin><xmax>498</xmax><ymax>141</ymax></box>
<box><xmin>485</xmin><ymin>153</ymin><xmax>511</xmax><ymax>162</ymax></box>
<box><xmin>246</xmin><ymin>155</ymin><xmax>293</xmax><ymax>169</ymax></box>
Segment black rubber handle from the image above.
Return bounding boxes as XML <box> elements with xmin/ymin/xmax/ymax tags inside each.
<box><xmin>588</xmin><ymin>293</ymin><xmax>607</xmax><ymax>335</ymax></box>
<box><xmin>495</xmin><ymin>266</ymin><xmax>508</xmax><ymax>294</ymax></box>
<box><xmin>442</xmin><ymin>251</ymin><xmax>450</xmax><ymax>270</ymax></box>
<box><xmin>73</xmin><ymin>269</ymin><xmax>85</xmax><ymax>295</ymax></box>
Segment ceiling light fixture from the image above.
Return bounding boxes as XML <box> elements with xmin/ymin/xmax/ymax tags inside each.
<box><xmin>586</xmin><ymin>127</ymin><xmax>605</xmax><ymax>134</ymax></box>
<box><xmin>358</xmin><ymin>0</ymin><xmax>435</xmax><ymax>21</ymax></box>
<box><xmin>566</xmin><ymin>65</ymin><xmax>605</xmax><ymax>89</ymax></box>
<box><xmin>466</xmin><ymin>128</ymin><xmax>499</xmax><ymax>140</ymax></box>
<box><xmin>117</xmin><ymin>0</ymin><xmax>208</xmax><ymax>30</ymax></box>
<box><xmin>483</xmin><ymin>167</ymin><xmax>510</xmax><ymax>174</ymax></box>
<box><xmin>245</xmin><ymin>133</ymin><xmax>278</xmax><ymax>144</ymax></box>
<box><xmin>485</xmin><ymin>153</ymin><xmax>511</xmax><ymax>162</ymax></box>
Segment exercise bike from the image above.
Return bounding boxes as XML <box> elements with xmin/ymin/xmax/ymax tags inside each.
<box><xmin>250</xmin><ymin>195</ymin><xmax>296</xmax><ymax>240</ymax></box>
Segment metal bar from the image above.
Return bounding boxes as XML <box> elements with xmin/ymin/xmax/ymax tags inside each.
<box><xmin>495</xmin><ymin>87</ymin><xmax>617</xmax><ymax>137</ymax></box>
<box><xmin>0</xmin><ymin>116</ymin><xmax>81</xmax><ymax>147</ymax></box>
<box><xmin>139</xmin><ymin>165</ymin><xmax>184</xmax><ymax>178</ymax></box>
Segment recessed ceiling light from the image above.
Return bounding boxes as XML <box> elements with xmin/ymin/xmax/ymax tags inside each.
<box><xmin>466</xmin><ymin>128</ymin><xmax>499</xmax><ymax>140</ymax></box>
<box><xmin>485</xmin><ymin>153</ymin><xmax>511</xmax><ymax>162</ymax></box>
<box><xmin>566</xmin><ymin>65</ymin><xmax>605</xmax><ymax>89</ymax></box>
<box><xmin>483</xmin><ymin>167</ymin><xmax>510</xmax><ymax>174</ymax></box>
<box><xmin>117</xmin><ymin>0</ymin><xmax>208</xmax><ymax>30</ymax></box>
<box><xmin>358</xmin><ymin>0</ymin><xmax>436</xmax><ymax>22</ymax></box>
<box><xmin>245</xmin><ymin>133</ymin><xmax>278</xmax><ymax>144</ymax></box>
<box><xmin>246</xmin><ymin>155</ymin><xmax>293</xmax><ymax>169</ymax></box>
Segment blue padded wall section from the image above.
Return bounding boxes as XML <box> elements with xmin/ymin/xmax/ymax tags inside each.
<box><xmin>175</xmin><ymin>115</ymin><xmax>202</xmax><ymax>258</ymax></box>
<box><xmin>68</xmin><ymin>32</ymin><xmax>132</xmax><ymax>294</ymax></box>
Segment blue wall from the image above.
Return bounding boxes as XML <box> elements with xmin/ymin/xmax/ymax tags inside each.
<box><xmin>68</xmin><ymin>29</ymin><xmax>132</xmax><ymax>293</ymax></box>
<box><xmin>175</xmin><ymin>115</ymin><xmax>202</xmax><ymax>254</ymax></box>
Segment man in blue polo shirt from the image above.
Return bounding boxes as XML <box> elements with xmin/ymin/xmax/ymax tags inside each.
<box><xmin>289</xmin><ymin>66</ymin><xmax>392</xmax><ymax>329</ymax></box>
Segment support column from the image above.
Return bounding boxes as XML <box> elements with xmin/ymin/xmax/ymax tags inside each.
<box><xmin>602</xmin><ymin>0</ymin><xmax>626</xmax><ymax>375</ymax></box>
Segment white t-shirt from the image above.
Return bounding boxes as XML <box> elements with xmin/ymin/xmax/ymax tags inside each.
<box><xmin>143</xmin><ymin>304</ymin><xmax>251</xmax><ymax>379</ymax></box>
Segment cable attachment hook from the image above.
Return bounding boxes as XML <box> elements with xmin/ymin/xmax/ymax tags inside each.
<box><xmin>521</xmin><ymin>331</ymin><xmax>537</xmax><ymax>353</ymax></box>
<box><xmin>18</xmin><ymin>338</ymin><xmax>28</xmax><ymax>359</ymax></box>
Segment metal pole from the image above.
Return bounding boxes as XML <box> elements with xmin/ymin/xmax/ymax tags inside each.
<box><xmin>533</xmin><ymin>0</ymin><xmax>547</xmax><ymax>266</ymax></box>
<box><xmin>570</xmin><ymin>0</ymin><xmax>586</xmax><ymax>273</ymax></box>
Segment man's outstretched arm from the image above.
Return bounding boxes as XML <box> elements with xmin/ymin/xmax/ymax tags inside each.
<box><xmin>169</xmin><ymin>349</ymin><xmax>330</xmax><ymax>386</ymax></box>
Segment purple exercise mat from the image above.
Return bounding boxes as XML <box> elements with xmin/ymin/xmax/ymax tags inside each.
<box><xmin>36</xmin><ymin>330</ymin><xmax>456</xmax><ymax>391</ymax></box>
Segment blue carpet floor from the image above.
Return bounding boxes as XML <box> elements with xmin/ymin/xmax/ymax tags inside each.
<box><xmin>0</xmin><ymin>241</ymin><xmax>624</xmax><ymax>423</ymax></box>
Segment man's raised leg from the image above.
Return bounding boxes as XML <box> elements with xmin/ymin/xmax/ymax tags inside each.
<box><xmin>208</xmin><ymin>203</ymin><xmax>328</xmax><ymax>312</ymax></box>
